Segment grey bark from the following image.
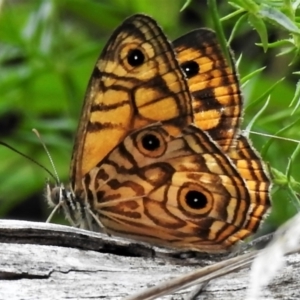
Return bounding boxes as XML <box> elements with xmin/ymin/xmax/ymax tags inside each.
<box><xmin>0</xmin><ymin>220</ymin><xmax>298</xmax><ymax>299</ymax></box>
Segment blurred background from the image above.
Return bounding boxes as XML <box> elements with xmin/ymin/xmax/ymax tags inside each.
<box><xmin>1</xmin><ymin>0</ymin><xmax>299</xmax><ymax>239</ymax></box>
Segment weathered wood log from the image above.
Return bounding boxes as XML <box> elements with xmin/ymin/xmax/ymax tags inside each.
<box><xmin>0</xmin><ymin>219</ymin><xmax>299</xmax><ymax>299</ymax></box>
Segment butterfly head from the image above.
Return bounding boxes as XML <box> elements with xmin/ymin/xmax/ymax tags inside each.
<box><xmin>45</xmin><ymin>181</ymin><xmax>78</xmax><ymax>226</ymax></box>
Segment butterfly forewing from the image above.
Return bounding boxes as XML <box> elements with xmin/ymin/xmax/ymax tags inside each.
<box><xmin>70</xmin><ymin>14</ymin><xmax>193</xmax><ymax>189</ymax></box>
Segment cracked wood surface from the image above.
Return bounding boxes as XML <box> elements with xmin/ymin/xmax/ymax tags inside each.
<box><xmin>0</xmin><ymin>220</ymin><xmax>299</xmax><ymax>299</ymax></box>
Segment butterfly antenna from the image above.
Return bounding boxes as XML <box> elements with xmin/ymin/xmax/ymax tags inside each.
<box><xmin>32</xmin><ymin>129</ymin><xmax>61</xmax><ymax>185</ymax></box>
<box><xmin>0</xmin><ymin>140</ymin><xmax>57</xmax><ymax>182</ymax></box>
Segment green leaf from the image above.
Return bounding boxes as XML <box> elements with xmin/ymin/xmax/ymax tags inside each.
<box><xmin>259</xmin><ymin>4</ymin><xmax>300</xmax><ymax>35</ymax></box>
<box><xmin>289</xmin><ymin>80</ymin><xmax>300</xmax><ymax>114</ymax></box>
<box><xmin>241</xmin><ymin>66</ymin><xmax>266</xmax><ymax>85</ymax></box>
<box><xmin>208</xmin><ymin>0</ymin><xmax>232</xmax><ymax>69</ymax></box>
<box><xmin>261</xmin><ymin>118</ymin><xmax>300</xmax><ymax>157</ymax></box>
<box><xmin>227</xmin><ymin>13</ymin><xmax>247</xmax><ymax>45</ymax></box>
<box><xmin>248</xmin><ymin>13</ymin><xmax>268</xmax><ymax>52</ymax></box>
<box><xmin>180</xmin><ymin>0</ymin><xmax>192</xmax><ymax>12</ymax></box>
<box><xmin>228</xmin><ymin>0</ymin><xmax>259</xmax><ymax>12</ymax></box>
<box><xmin>245</xmin><ymin>95</ymin><xmax>270</xmax><ymax>136</ymax></box>
<box><xmin>245</xmin><ymin>77</ymin><xmax>285</xmax><ymax>111</ymax></box>
<box><xmin>257</xmin><ymin>39</ymin><xmax>294</xmax><ymax>49</ymax></box>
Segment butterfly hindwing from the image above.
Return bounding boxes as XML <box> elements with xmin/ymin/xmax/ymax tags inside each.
<box><xmin>85</xmin><ymin>124</ymin><xmax>252</xmax><ymax>251</ymax></box>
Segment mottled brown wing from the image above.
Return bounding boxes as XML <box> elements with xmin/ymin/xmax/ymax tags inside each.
<box><xmin>174</xmin><ymin>29</ymin><xmax>271</xmax><ymax>234</ymax></box>
<box><xmin>173</xmin><ymin>29</ymin><xmax>242</xmax><ymax>151</ymax></box>
<box><xmin>228</xmin><ymin>136</ymin><xmax>271</xmax><ymax>233</ymax></box>
<box><xmin>70</xmin><ymin>14</ymin><xmax>193</xmax><ymax>193</ymax></box>
<box><xmin>84</xmin><ymin>124</ymin><xmax>253</xmax><ymax>252</ymax></box>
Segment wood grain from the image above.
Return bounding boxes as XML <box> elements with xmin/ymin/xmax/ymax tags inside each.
<box><xmin>0</xmin><ymin>220</ymin><xmax>299</xmax><ymax>299</ymax></box>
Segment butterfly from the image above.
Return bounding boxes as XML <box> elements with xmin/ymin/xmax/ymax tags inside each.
<box><xmin>47</xmin><ymin>14</ymin><xmax>271</xmax><ymax>252</ymax></box>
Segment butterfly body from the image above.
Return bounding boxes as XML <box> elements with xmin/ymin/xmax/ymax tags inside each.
<box><xmin>48</xmin><ymin>14</ymin><xmax>271</xmax><ymax>252</ymax></box>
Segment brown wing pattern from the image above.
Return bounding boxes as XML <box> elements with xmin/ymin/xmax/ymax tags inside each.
<box><xmin>173</xmin><ymin>29</ymin><xmax>242</xmax><ymax>151</ymax></box>
<box><xmin>70</xmin><ymin>14</ymin><xmax>193</xmax><ymax>191</ymax></box>
<box><xmin>84</xmin><ymin>124</ymin><xmax>252</xmax><ymax>252</ymax></box>
<box><xmin>228</xmin><ymin>136</ymin><xmax>270</xmax><ymax>233</ymax></box>
<box><xmin>174</xmin><ymin>29</ymin><xmax>271</xmax><ymax>237</ymax></box>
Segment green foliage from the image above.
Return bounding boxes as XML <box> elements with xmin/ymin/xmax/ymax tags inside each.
<box><xmin>1</xmin><ymin>0</ymin><xmax>300</xmax><ymax>235</ymax></box>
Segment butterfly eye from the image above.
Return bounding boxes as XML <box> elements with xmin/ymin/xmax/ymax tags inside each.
<box><xmin>127</xmin><ymin>49</ymin><xmax>145</xmax><ymax>66</ymax></box>
<box><xmin>178</xmin><ymin>183</ymin><xmax>212</xmax><ymax>214</ymax></box>
<box><xmin>142</xmin><ymin>134</ymin><xmax>160</xmax><ymax>151</ymax></box>
<box><xmin>185</xmin><ymin>190</ymin><xmax>207</xmax><ymax>209</ymax></box>
<box><xmin>49</xmin><ymin>186</ymin><xmax>61</xmax><ymax>206</ymax></box>
<box><xmin>181</xmin><ymin>60</ymin><xmax>199</xmax><ymax>78</ymax></box>
<box><xmin>135</xmin><ymin>129</ymin><xmax>167</xmax><ymax>158</ymax></box>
